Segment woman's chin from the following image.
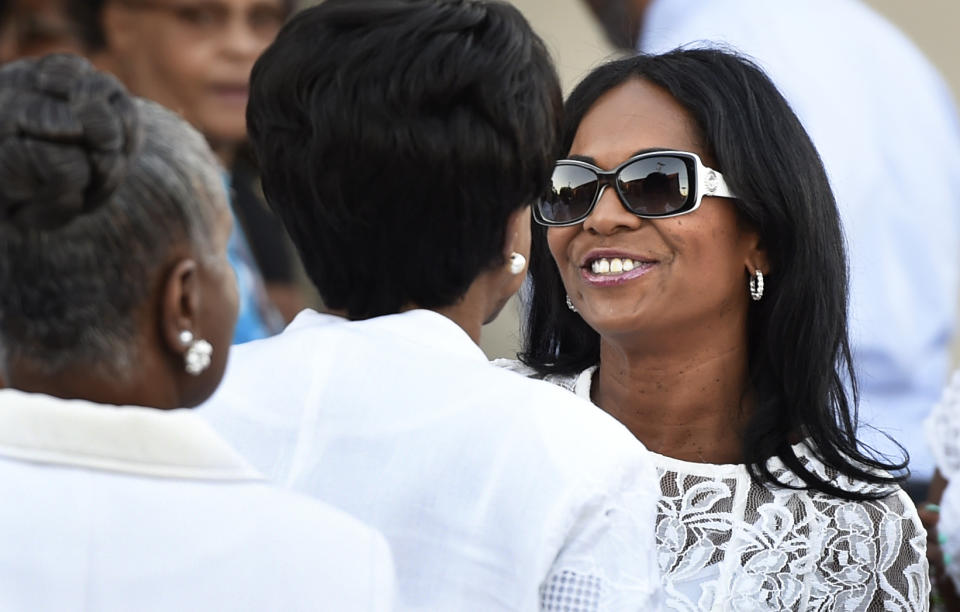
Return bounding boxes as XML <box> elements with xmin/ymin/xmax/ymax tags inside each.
<box><xmin>581</xmin><ymin>310</ymin><xmax>654</xmax><ymax>340</ymax></box>
<box><xmin>197</xmin><ymin>120</ymin><xmax>248</xmax><ymax>152</ymax></box>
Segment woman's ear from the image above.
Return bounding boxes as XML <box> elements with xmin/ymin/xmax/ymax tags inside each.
<box><xmin>502</xmin><ymin>205</ymin><xmax>533</xmax><ymax>263</ymax></box>
<box><xmin>742</xmin><ymin>228</ymin><xmax>771</xmax><ymax>277</ymax></box>
<box><xmin>478</xmin><ymin>205</ymin><xmax>533</xmax><ymax>325</ymax></box>
<box><xmin>159</xmin><ymin>259</ymin><xmax>200</xmax><ymax>357</ymax></box>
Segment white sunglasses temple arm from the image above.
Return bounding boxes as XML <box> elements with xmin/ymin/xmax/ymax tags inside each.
<box><xmin>699</xmin><ymin>164</ymin><xmax>738</xmax><ymax>200</ymax></box>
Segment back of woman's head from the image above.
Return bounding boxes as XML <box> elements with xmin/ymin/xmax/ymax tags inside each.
<box><xmin>0</xmin><ymin>54</ymin><xmax>223</xmax><ymax>379</ymax></box>
<box><xmin>247</xmin><ymin>0</ymin><xmax>563</xmax><ymax>319</ymax></box>
<box><xmin>522</xmin><ymin>48</ymin><xmax>904</xmax><ymax>499</ymax></box>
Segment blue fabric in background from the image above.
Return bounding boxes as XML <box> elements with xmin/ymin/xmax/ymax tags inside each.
<box><xmin>227</xmin><ymin>225</ymin><xmax>271</xmax><ymax>344</ymax></box>
<box><xmin>224</xmin><ymin>174</ymin><xmax>281</xmax><ymax>344</ymax></box>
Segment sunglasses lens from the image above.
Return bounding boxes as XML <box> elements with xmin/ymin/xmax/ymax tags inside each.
<box><xmin>618</xmin><ymin>156</ymin><xmax>692</xmax><ymax>216</ymax></box>
<box><xmin>538</xmin><ymin>164</ymin><xmax>599</xmax><ymax>224</ymax></box>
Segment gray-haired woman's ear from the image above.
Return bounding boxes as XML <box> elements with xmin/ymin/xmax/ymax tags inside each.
<box><xmin>0</xmin><ymin>54</ymin><xmax>141</xmax><ymax>231</ymax></box>
<box><xmin>0</xmin><ymin>53</ymin><xmax>232</xmax><ymax>407</ymax></box>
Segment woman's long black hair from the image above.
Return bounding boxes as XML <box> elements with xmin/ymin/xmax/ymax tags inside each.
<box><xmin>520</xmin><ymin>48</ymin><xmax>906</xmax><ymax>501</ymax></box>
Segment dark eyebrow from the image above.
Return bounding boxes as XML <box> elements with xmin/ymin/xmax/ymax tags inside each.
<box><xmin>565</xmin><ymin>147</ymin><xmax>673</xmax><ymax>167</ymax></box>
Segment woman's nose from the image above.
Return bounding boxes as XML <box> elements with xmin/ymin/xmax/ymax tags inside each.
<box><xmin>582</xmin><ymin>184</ymin><xmax>643</xmax><ymax>235</ymax></box>
<box><xmin>220</xmin><ymin>16</ymin><xmax>266</xmax><ymax>61</ymax></box>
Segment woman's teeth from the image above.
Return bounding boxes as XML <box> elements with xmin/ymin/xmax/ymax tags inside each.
<box><xmin>590</xmin><ymin>257</ymin><xmax>643</xmax><ymax>275</ymax></box>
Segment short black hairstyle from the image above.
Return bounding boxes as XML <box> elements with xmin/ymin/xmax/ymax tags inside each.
<box><xmin>521</xmin><ymin>49</ymin><xmax>905</xmax><ymax>501</ymax></box>
<box><xmin>247</xmin><ymin>0</ymin><xmax>562</xmax><ymax>319</ymax></box>
<box><xmin>0</xmin><ymin>54</ymin><xmax>223</xmax><ymax>377</ymax></box>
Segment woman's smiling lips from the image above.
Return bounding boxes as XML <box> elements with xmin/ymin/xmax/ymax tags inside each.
<box><xmin>579</xmin><ymin>249</ymin><xmax>658</xmax><ymax>287</ymax></box>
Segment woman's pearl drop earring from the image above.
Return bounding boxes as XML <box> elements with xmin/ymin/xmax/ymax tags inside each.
<box><xmin>179</xmin><ymin>330</ymin><xmax>213</xmax><ymax>376</ymax></box>
<box><xmin>508</xmin><ymin>252</ymin><xmax>527</xmax><ymax>275</ymax></box>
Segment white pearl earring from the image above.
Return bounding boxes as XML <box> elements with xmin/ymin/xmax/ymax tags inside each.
<box><xmin>179</xmin><ymin>330</ymin><xmax>213</xmax><ymax>375</ymax></box>
<box><xmin>508</xmin><ymin>252</ymin><xmax>527</xmax><ymax>275</ymax></box>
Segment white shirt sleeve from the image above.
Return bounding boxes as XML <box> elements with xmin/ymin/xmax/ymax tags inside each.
<box><xmin>540</xmin><ymin>452</ymin><xmax>663</xmax><ymax>610</ymax></box>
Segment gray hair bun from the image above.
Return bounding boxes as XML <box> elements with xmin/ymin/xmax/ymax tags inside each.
<box><xmin>0</xmin><ymin>54</ymin><xmax>141</xmax><ymax>231</ymax></box>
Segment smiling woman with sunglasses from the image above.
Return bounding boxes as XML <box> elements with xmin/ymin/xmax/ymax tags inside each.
<box><xmin>503</xmin><ymin>49</ymin><xmax>929</xmax><ymax>610</ymax></box>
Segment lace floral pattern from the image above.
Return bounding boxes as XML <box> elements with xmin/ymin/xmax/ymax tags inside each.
<box><xmin>496</xmin><ymin>360</ymin><xmax>930</xmax><ymax>611</ymax></box>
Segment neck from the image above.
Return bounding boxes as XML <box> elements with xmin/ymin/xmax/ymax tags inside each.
<box><xmin>594</xmin><ymin>323</ymin><xmax>751</xmax><ymax>464</ymax></box>
<box><xmin>325</xmin><ymin>294</ymin><xmax>489</xmax><ymax>346</ymax></box>
<box><xmin>433</xmin><ymin>268</ymin><xmax>514</xmax><ymax>345</ymax></box>
<box><xmin>433</xmin><ymin>294</ymin><xmax>486</xmax><ymax>345</ymax></box>
<box><xmin>5</xmin><ymin>354</ymin><xmax>181</xmax><ymax>410</ymax></box>
<box><xmin>324</xmin><ymin>262</ymin><xmax>515</xmax><ymax>346</ymax></box>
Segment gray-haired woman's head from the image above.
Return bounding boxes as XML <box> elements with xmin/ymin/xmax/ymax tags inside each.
<box><xmin>0</xmin><ymin>54</ymin><xmax>238</xmax><ymax>406</ymax></box>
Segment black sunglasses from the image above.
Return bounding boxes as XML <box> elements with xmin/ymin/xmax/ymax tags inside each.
<box><xmin>534</xmin><ymin>150</ymin><xmax>738</xmax><ymax>226</ymax></box>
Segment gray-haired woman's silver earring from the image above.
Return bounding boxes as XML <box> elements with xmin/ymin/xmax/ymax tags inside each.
<box><xmin>565</xmin><ymin>295</ymin><xmax>578</xmax><ymax>313</ymax></box>
<box><xmin>179</xmin><ymin>330</ymin><xmax>213</xmax><ymax>376</ymax></box>
<box><xmin>508</xmin><ymin>252</ymin><xmax>527</xmax><ymax>275</ymax></box>
<box><xmin>749</xmin><ymin>269</ymin><xmax>764</xmax><ymax>301</ymax></box>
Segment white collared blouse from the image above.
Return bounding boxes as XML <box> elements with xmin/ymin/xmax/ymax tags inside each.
<box><xmin>0</xmin><ymin>389</ymin><xmax>394</xmax><ymax>611</ymax></box>
<box><xmin>201</xmin><ymin>309</ymin><xmax>663</xmax><ymax>611</ymax></box>
<box><xmin>497</xmin><ymin>361</ymin><xmax>929</xmax><ymax>611</ymax></box>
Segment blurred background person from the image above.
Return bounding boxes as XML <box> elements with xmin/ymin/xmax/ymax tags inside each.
<box><xmin>0</xmin><ymin>54</ymin><xmax>393</xmax><ymax>610</ymax></box>
<box><xmin>574</xmin><ymin>0</ymin><xmax>960</xmax><ymax>502</ymax></box>
<box><xmin>68</xmin><ymin>0</ymin><xmax>309</xmax><ymax>338</ymax></box>
<box><xmin>0</xmin><ymin>0</ymin><xmax>84</xmax><ymax>62</ymax></box>
<box><xmin>79</xmin><ymin>0</ymin><xmax>289</xmax><ymax>164</ymax></box>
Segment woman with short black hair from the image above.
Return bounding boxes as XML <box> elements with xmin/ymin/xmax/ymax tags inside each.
<box><xmin>203</xmin><ymin>1</ymin><xmax>663</xmax><ymax>609</ymax></box>
<box><xmin>506</xmin><ymin>49</ymin><xmax>929</xmax><ymax>609</ymax></box>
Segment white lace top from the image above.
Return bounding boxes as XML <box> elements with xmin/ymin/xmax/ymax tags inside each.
<box><xmin>925</xmin><ymin>370</ymin><xmax>960</xmax><ymax>594</ymax></box>
<box><xmin>498</xmin><ymin>361</ymin><xmax>930</xmax><ymax>611</ymax></box>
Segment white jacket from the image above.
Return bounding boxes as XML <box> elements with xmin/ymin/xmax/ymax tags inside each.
<box><xmin>0</xmin><ymin>389</ymin><xmax>394</xmax><ymax>611</ymax></box>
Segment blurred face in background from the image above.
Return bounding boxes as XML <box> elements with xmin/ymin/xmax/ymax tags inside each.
<box><xmin>0</xmin><ymin>0</ymin><xmax>84</xmax><ymax>63</ymax></box>
<box><xmin>102</xmin><ymin>0</ymin><xmax>287</xmax><ymax>153</ymax></box>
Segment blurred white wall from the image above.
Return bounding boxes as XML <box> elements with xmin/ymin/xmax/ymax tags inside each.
<box><xmin>865</xmin><ymin>0</ymin><xmax>960</xmax><ymax>101</ymax></box>
<box><xmin>504</xmin><ymin>0</ymin><xmax>617</xmax><ymax>92</ymax></box>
